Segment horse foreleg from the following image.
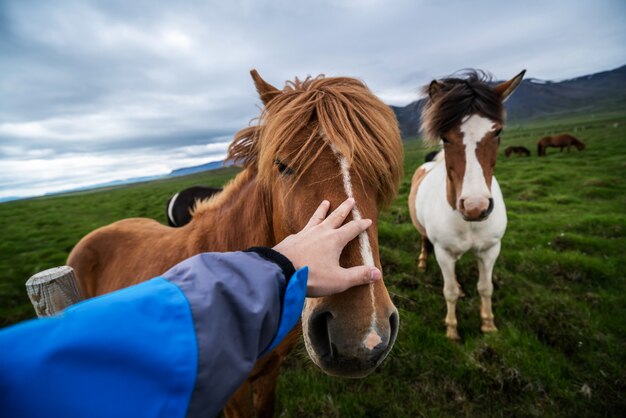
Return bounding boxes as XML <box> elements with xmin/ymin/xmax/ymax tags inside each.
<box><xmin>222</xmin><ymin>353</ymin><xmax>281</xmax><ymax>418</ymax></box>
<box><xmin>249</xmin><ymin>327</ymin><xmax>300</xmax><ymax>418</ymax></box>
<box><xmin>220</xmin><ymin>352</ymin><xmax>289</xmax><ymax>418</ymax></box>
<box><xmin>418</xmin><ymin>235</ymin><xmax>428</xmax><ymax>271</ymax></box>
<box><xmin>251</xmin><ymin>353</ymin><xmax>282</xmax><ymax>418</ymax></box>
<box><xmin>476</xmin><ymin>243</ymin><xmax>501</xmax><ymax>333</ymax></box>
<box><xmin>222</xmin><ymin>350</ymin><xmax>281</xmax><ymax>418</ymax></box>
<box><xmin>434</xmin><ymin>246</ymin><xmax>461</xmax><ymax>340</ymax></box>
<box><xmin>224</xmin><ymin>380</ymin><xmax>253</xmax><ymax>418</ymax></box>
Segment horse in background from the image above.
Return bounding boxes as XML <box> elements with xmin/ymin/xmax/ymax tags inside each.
<box><xmin>408</xmin><ymin>69</ymin><xmax>525</xmax><ymax>340</ymax></box>
<box><xmin>504</xmin><ymin>145</ymin><xmax>531</xmax><ymax>157</ymax></box>
<box><xmin>425</xmin><ymin>150</ymin><xmax>441</xmax><ymax>162</ymax></box>
<box><xmin>537</xmin><ymin>134</ymin><xmax>586</xmax><ymax>156</ymax></box>
<box><xmin>68</xmin><ymin>70</ymin><xmax>403</xmax><ymax>417</ymax></box>
<box><xmin>166</xmin><ymin>186</ymin><xmax>222</xmax><ymax>227</ymax></box>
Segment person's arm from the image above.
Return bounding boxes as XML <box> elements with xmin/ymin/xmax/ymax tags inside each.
<box><xmin>0</xmin><ymin>250</ymin><xmax>299</xmax><ymax>418</ymax></box>
<box><xmin>159</xmin><ymin>248</ymin><xmax>307</xmax><ymax>418</ymax></box>
<box><xmin>0</xmin><ymin>198</ymin><xmax>379</xmax><ymax>418</ymax></box>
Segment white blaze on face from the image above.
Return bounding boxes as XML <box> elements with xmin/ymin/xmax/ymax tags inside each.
<box><xmin>331</xmin><ymin>145</ymin><xmax>380</xmax><ymax>348</ymax></box>
<box><xmin>335</xmin><ymin>155</ymin><xmax>375</xmax><ymax>266</ymax></box>
<box><xmin>459</xmin><ymin>115</ymin><xmax>495</xmax><ymax>202</ymax></box>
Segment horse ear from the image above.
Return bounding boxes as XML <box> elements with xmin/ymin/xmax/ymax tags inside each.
<box><xmin>428</xmin><ymin>80</ymin><xmax>444</xmax><ymax>99</ymax></box>
<box><xmin>250</xmin><ymin>69</ymin><xmax>281</xmax><ymax>106</ymax></box>
<box><xmin>494</xmin><ymin>69</ymin><xmax>526</xmax><ymax>102</ymax></box>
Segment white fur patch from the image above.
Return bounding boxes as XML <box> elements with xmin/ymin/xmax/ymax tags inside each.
<box><xmin>331</xmin><ymin>144</ymin><xmax>378</xmax><ymax>342</ymax></box>
<box><xmin>336</xmin><ymin>155</ymin><xmax>375</xmax><ymax>266</ymax></box>
<box><xmin>459</xmin><ymin>115</ymin><xmax>495</xmax><ymax>200</ymax></box>
<box><xmin>167</xmin><ymin>192</ymin><xmax>180</xmax><ymax>226</ymax></box>
<box><xmin>363</xmin><ymin>330</ymin><xmax>383</xmax><ymax>350</ymax></box>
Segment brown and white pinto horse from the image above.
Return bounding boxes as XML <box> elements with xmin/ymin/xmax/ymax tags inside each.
<box><xmin>67</xmin><ymin>70</ymin><xmax>403</xmax><ymax>417</ymax></box>
<box><xmin>408</xmin><ymin>70</ymin><xmax>525</xmax><ymax>339</ymax></box>
<box><xmin>537</xmin><ymin>134</ymin><xmax>586</xmax><ymax>156</ymax></box>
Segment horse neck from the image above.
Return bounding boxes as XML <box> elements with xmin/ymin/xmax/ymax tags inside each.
<box><xmin>185</xmin><ymin>170</ymin><xmax>276</xmax><ymax>253</ymax></box>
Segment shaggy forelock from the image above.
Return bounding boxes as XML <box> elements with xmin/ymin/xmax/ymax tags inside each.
<box><xmin>228</xmin><ymin>75</ymin><xmax>403</xmax><ymax>209</ymax></box>
<box><xmin>421</xmin><ymin>70</ymin><xmax>504</xmax><ymax>145</ymax></box>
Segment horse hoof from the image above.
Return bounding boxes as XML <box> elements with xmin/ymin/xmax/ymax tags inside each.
<box><xmin>418</xmin><ymin>262</ymin><xmax>426</xmax><ymax>272</ymax></box>
<box><xmin>446</xmin><ymin>328</ymin><xmax>460</xmax><ymax>341</ymax></box>
<box><xmin>481</xmin><ymin>323</ymin><xmax>498</xmax><ymax>333</ymax></box>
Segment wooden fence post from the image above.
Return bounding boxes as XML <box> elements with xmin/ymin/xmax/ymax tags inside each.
<box><xmin>26</xmin><ymin>266</ymin><xmax>82</xmax><ymax>317</ymax></box>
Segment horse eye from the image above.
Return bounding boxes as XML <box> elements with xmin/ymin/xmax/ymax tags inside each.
<box><xmin>274</xmin><ymin>159</ymin><xmax>294</xmax><ymax>176</ymax></box>
<box><xmin>494</xmin><ymin>129</ymin><xmax>502</xmax><ymax>144</ymax></box>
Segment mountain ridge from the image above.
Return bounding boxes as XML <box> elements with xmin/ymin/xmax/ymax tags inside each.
<box><xmin>4</xmin><ymin>64</ymin><xmax>624</xmax><ymax>202</ymax></box>
<box><xmin>391</xmin><ymin>64</ymin><xmax>626</xmax><ymax>138</ymax></box>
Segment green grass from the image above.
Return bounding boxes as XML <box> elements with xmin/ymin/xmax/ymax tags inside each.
<box><xmin>1</xmin><ymin>112</ymin><xmax>625</xmax><ymax>416</ymax></box>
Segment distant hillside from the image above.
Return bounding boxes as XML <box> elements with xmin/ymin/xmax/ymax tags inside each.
<box><xmin>392</xmin><ymin>64</ymin><xmax>626</xmax><ymax>138</ymax></box>
<box><xmin>1</xmin><ymin>158</ymin><xmax>232</xmax><ymax>203</ymax></box>
<box><xmin>169</xmin><ymin>160</ymin><xmax>232</xmax><ymax>177</ymax></box>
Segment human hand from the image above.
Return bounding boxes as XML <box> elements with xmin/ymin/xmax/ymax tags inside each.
<box><xmin>272</xmin><ymin>198</ymin><xmax>381</xmax><ymax>298</ymax></box>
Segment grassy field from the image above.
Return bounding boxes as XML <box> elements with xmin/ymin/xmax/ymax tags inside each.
<box><xmin>1</xmin><ymin>112</ymin><xmax>624</xmax><ymax>416</ymax></box>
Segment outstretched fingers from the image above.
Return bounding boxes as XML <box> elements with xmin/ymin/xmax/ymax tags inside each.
<box><xmin>323</xmin><ymin>198</ymin><xmax>355</xmax><ymax>228</ymax></box>
<box><xmin>305</xmin><ymin>200</ymin><xmax>331</xmax><ymax>228</ymax></box>
<box><xmin>336</xmin><ymin>218</ymin><xmax>372</xmax><ymax>245</ymax></box>
<box><xmin>338</xmin><ymin>265</ymin><xmax>381</xmax><ymax>292</ymax></box>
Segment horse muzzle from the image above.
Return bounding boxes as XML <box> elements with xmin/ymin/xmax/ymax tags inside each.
<box><xmin>460</xmin><ymin>197</ymin><xmax>494</xmax><ymax>222</ymax></box>
<box><xmin>303</xmin><ymin>308</ymin><xmax>399</xmax><ymax>378</ymax></box>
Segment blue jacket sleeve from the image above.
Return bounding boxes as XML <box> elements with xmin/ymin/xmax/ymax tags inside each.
<box><xmin>0</xmin><ymin>250</ymin><xmax>308</xmax><ymax>418</ymax></box>
<box><xmin>161</xmin><ymin>250</ymin><xmax>308</xmax><ymax>417</ymax></box>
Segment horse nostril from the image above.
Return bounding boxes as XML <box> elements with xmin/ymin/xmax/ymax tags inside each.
<box><xmin>369</xmin><ymin>310</ymin><xmax>400</xmax><ymax>363</ymax></box>
<box><xmin>482</xmin><ymin>198</ymin><xmax>494</xmax><ymax>217</ymax></box>
<box><xmin>369</xmin><ymin>342</ymin><xmax>387</xmax><ymax>362</ymax></box>
<box><xmin>309</xmin><ymin>311</ymin><xmax>334</xmax><ymax>359</ymax></box>
<box><xmin>389</xmin><ymin>310</ymin><xmax>399</xmax><ymax>345</ymax></box>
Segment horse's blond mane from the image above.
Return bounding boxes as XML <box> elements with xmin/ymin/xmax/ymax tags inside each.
<box><xmin>226</xmin><ymin>75</ymin><xmax>403</xmax><ymax>209</ymax></box>
<box><xmin>191</xmin><ymin>169</ymin><xmax>253</xmax><ymax>218</ymax></box>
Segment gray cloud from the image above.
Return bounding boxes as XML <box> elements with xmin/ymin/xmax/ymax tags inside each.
<box><xmin>1</xmin><ymin>0</ymin><xmax>625</xmax><ymax>198</ymax></box>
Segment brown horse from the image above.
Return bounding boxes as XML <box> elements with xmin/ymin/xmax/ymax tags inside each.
<box><xmin>537</xmin><ymin>134</ymin><xmax>586</xmax><ymax>156</ymax></box>
<box><xmin>504</xmin><ymin>145</ymin><xmax>530</xmax><ymax>157</ymax></box>
<box><xmin>67</xmin><ymin>70</ymin><xmax>403</xmax><ymax>417</ymax></box>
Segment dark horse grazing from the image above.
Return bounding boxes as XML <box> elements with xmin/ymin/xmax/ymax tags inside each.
<box><xmin>504</xmin><ymin>146</ymin><xmax>531</xmax><ymax>157</ymax></box>
<box><xmin>537</xmin><ymin>134</ymin><xmax>586</xmax><ymax>156</ymax></box>
<box><xmin>68</xmin><ymin>70</ymin><xmax>403</xmax><ymax>417</ymax></box>
<box><xmin>166</xmin><ymin>186</ymin><xmax>222</xmax><ymax>227</ymax></box>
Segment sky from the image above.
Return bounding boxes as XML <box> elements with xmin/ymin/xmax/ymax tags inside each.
<box><xmin>1</xmin><ymin>0</ymin><xmax>625</xmax><ymax>200</ymax></box>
